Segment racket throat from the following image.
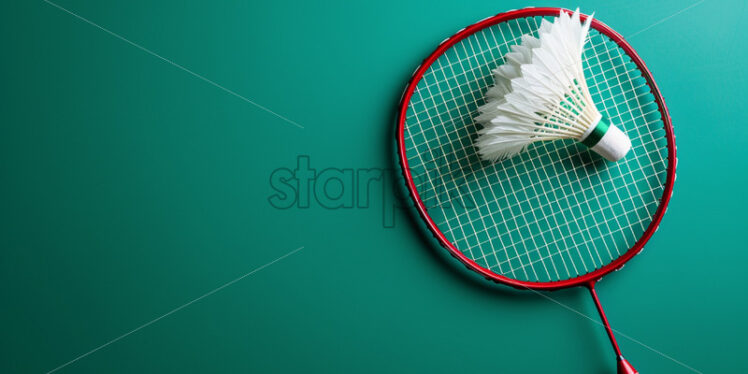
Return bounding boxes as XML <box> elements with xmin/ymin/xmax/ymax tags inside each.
<box><xmin>587</xmin><ymin>282</ymin><xmax>639</xmax><ymax>374</ymax></box>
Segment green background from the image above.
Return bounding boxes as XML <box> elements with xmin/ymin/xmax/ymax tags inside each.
<box><xmin>1</xmin><ymin>0</ymin><xmax>745</xmax><ymax>373</ymax></box>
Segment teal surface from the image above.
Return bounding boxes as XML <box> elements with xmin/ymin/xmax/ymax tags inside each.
<box><xmin>1</xmin><ymin>1</ymin><xmax>745</xmax><ymax>373</ymax></box>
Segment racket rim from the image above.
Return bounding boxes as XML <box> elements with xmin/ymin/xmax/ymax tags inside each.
<box><xmin>396</xmin><ymin>7</ymin><xmax>676</xmax><ymax>290</ymax></box>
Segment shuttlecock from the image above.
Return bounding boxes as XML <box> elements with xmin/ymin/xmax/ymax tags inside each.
<box><xmin>475</xmin><ymin>9</ymin><xmax>631</xmax><ymax>162</ymax></box>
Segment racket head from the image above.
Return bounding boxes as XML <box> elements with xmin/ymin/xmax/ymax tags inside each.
<box><xmin>397</xmin><ymin>8</ymin><xmax>676</xmax><ymax>290</ymax></box>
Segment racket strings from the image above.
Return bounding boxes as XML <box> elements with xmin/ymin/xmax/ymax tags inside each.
<box><xmin>403</xmin><ymin>16</ymin><xmax>668</xmax><ymax>282</ymax></box>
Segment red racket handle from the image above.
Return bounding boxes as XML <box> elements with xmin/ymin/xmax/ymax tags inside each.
<box><xmin>588</xmin><ymin>283</ymin><xmax>638</xmax><ymax>374</ymax></box>
<box><xmin>617</xmin><ymin>356</ymin><xmax>638</xmax><ymax>374</ymax></box>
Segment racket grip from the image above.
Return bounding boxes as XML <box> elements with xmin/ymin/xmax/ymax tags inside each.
<box><xmin>617</xmin><ymin>356</ymin><xmax>638</xmax><ymax>374</ymax></box>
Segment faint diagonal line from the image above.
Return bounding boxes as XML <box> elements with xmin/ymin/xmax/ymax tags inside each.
<box><xmin>525</xmin><ymin>287</ymin><xmax>703</xmax><ymax>374</ymax></box>
<box><xmin>45</xmin><ymin>246</ymin><xmax>305</xmax><ymax>374</ymax></box>
<box><xmin>627</xmin><ymin>0</ymin><xmax>706</xmax><ymax>39</ymax></box>
<box><xmin>43</xmin><ymin>0</ymin><xmax>305</xmax><ymax>130</ymax></box>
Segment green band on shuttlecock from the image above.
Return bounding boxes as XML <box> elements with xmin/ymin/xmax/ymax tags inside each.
<box><xmin>580</xmin><ymin>117</ymin><xmax>610</xmax><ymax>148</ymax></box>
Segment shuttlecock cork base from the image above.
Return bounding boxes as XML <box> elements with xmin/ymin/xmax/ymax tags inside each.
<box><xmin>579</xmin><ymin>115</ymin><xmax>631</xmax><ymax>162</ymax></box>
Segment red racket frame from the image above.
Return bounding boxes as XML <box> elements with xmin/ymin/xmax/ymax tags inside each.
<box><xmin>396</xmin><ymin>8</ymin><xmax>676</xmax><ymax>374</ymax></box>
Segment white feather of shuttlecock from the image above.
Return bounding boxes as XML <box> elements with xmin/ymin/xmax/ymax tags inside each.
<box><xmin>475</xmin><ymin>9</ymin><xmax>631</xmax><ymax>162</ymax></box>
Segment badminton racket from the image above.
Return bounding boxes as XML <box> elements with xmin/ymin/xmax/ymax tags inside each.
<box><xmin>396</xmin><ymin>8</ymin><xmax>675</xmax><ymax>374</ymax></box>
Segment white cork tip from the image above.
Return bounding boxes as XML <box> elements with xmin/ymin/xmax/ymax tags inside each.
<box><xmin>590</xmin><ymin>124</ymin><xmax>631</xmax><ymax>162</ymax></box>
